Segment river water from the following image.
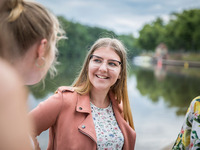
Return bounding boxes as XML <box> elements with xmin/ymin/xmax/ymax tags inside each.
<box><xmin>28</xmin><ymin>65</ymin><xmax>200</xmax><ymax>150</ymax></box>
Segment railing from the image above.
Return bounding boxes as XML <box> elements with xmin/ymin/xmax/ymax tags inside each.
<box><xmin>161</xmin><ymin>59</ymin><xmax>200</xmax><ymax>68</ymax></box>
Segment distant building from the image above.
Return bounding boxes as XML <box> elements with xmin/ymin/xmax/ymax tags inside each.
<box><xmin>155</xmin><ymin>43</ymin><xmax>168</xmax><ymax>59</ymax></box>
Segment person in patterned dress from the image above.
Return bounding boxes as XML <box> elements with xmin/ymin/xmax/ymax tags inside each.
<box><xmin>172</xmin><ymin>96</ymin><xmax>200</xmax><ymax>150</ymax></box>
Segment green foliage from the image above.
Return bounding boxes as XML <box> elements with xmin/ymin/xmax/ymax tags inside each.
<box><xmin>118</xmin><ymin>34</ymin><xmax>140</xmax><ymax>59</ymax></box>
<box><xmin>57</xmin><ymin>16</ymin><xmax>137</xmax><ymax>66</ymax></box>
<box><xmin>166</xmin><ymin>9</ymin><xmax>200</xmax><ymax>51</ymax></box>
<box><xmin>137</xmin><ymin>17</ymin><xmax>166</xmax><ymax>51</ymax></box>
<box><xmin>137</xmin><ymin>9</ymin><xmax>200</xmax><ymax>52</ymax></box>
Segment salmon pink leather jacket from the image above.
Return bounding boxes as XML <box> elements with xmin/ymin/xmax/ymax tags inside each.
<box><xmin>29</xmin><ymin>86</ymin><xmax>136</xmax><ymax>150</ymax></box>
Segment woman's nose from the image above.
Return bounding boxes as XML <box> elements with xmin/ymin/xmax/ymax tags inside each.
<box><xmin>99</xmin><ymin>62</ymin><xmax>108</xmax><ymax>72</ymax></box>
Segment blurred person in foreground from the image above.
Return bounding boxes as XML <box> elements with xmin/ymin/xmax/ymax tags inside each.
<box><xmin>172</xmin><ymin>96</ymin><xmax>200</xmax><ymax>150</ymax></box>
<box><xmin>0</xmin><ymin>0</ymin><xmax>65</xmax><ymax>149</ymax></box>
<box><xmin>29</xmin><ymin>37</ymin><xmax>136</xmax><ymax>150</ymax></box>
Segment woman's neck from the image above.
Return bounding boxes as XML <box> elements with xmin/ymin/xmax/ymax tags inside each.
<box><xmin>90</xmin><ymin>88</ymin><xmax>110</xmax><ymax>108</ymax></box>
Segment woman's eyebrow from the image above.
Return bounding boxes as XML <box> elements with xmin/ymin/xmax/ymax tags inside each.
<box><xmin>92</xmin><ymin>54</ymin><xmax>121</xmax><ymax>63</ymax></box>
<box><xmin>92</xmin><ymin>55</ymin><xmax>103</xmax><ymax>59</ymax></box>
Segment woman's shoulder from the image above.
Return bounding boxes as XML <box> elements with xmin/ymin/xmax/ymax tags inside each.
<box><xmin>52</xmin><ymin>86</ymin><xmax>76</xmax><ymax>98</ymax></box>
<box><xmin>38</xmin><ymin>86</ymin><xmax>76</xmax><ymax>108</ymax></box>
<box><xmin>55</xmin><ymin>86</ymin><xmax>75</xmax><ymax>94</ymax></box>
<box><xmin>187</xmin><ymin>96</ymin><xmax>200</xmax><ymax>114</ymax></box>
<box><xmin>52</xmin><ymin>86</ymin><xmax>78</xmax><ymax>105</ymax></box>
<box><xmin>190</xmin><ymin>96</ymin><xmax>200</xmax><ymax>107</ymax></box>
<box><xmin>192</xmin><ymin>96</ymin><xmax>200</xmax><ymax>102</ymax></box>
<box><xmin>30</xmin><ymin>86</ymin><xmax>77</xmax><ymax>119</ymax></box>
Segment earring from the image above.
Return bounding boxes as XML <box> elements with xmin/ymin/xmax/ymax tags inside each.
<box><xmin>35</xmin><ymin>57</ymin><xmax>46</xmax><ymax>68</ymax></box>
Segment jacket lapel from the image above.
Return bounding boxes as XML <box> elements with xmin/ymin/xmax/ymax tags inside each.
<box><xmin>76</xmin><ymin>93</ymin><xmax>97</xmax><ymax>143</ymax></box>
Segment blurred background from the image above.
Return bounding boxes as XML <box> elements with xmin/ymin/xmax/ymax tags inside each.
<box><xmin>29</xmin><ymin>0</ymin><xmax>200</xmax><ymax>149</ymax></box>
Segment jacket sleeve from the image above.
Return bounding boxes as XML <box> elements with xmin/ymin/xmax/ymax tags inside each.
<box><xmin>29</xmin><ymin>91</ymin><xmax>63</xmax><ymax>137</ymax></box>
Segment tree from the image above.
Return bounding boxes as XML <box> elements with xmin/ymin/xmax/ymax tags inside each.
<box><xmin>137</xmin><ymin>18</ymin><xmax>166</xmax><ymax>51</ymax></box>
<box><xmin>166</xmin><ymin>9</ymin><xmax>200</xmax><ymax>51</ymax></box>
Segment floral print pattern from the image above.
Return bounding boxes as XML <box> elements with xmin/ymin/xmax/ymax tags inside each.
<box><xmin>90</xmin><ymin>102</ymin><xmax>124</xmax><ymax>150</ymax></box>
<box><xmin>172</xmin><ymin>96</ymin><xmax>200</xmax><ymax>150</ymax></box>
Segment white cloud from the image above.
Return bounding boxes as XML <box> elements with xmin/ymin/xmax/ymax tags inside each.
<box><xmin>36</xmin><ymin>0</ymin><xmax>200</xmax><ymax>37</ymax></box>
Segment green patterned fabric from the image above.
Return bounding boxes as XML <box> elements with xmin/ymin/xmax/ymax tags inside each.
<box><xmin>173</xmin><ymin>96</ymin><xmax>200</xmax><ymax>150</ymax></box>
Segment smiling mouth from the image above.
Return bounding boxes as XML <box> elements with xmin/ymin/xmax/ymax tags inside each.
<box><xmin>96</xmin><ymin>75</ymin><xmax>109</xmax><ymax>79</ymax></box>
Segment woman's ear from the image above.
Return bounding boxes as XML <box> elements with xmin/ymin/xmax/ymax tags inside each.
<box><xmin>36</xmin><ymin>39</ymin><xmax>47</xmax><ymax>58</ymax></box>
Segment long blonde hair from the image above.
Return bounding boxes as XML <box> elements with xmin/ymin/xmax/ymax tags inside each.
<box><xmin>72</xmin><ymin>37</ymin><xmax>135</xmax><ymax>130</ymax></box>
<box><xmin>0</xmin><ymin>0</ymin><xmax>65</xmax><ymax>76</ymax></box>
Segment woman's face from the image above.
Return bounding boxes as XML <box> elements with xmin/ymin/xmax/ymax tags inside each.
<box><xmin>22</xmin><ymin>39</ymin><xmax>56</xmax><ymax>85</ymax></box>
<box><xmin>88</xmin><ymin>47</ymin><xmax>121</xmax><ymax>92</ymax></box>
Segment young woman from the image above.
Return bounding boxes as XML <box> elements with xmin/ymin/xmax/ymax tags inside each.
<box><xmin>29</xmin><ymin>37</ymin><xmax>136</xmax><ymax>150</ymax></box>
<box><xmin>0</xmin><ymin>0</ymin><xmax>64</xmax><ymax>149</ymax></box>
<box><xmin>0</xmin><ymin>0</ymin><xmax>64</xmax><ymax>85</ymax></box>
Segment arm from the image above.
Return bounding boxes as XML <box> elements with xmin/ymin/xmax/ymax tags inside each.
<box><xmin>29</xmin><ymin>91</ymin><xmax>63</xmax><ymax>138</ymax></box>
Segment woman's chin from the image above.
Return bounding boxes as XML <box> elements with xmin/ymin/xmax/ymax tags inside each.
<box><xmin>25</xmin><ymin>78</ymin><xmax>42</xmax><ymax>86</ymax></box>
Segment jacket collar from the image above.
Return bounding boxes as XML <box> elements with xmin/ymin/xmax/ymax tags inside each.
<box><xmin>75</xmin><ymin>91</ymin><xmax>122</xmax><ymax>114</ymax></box>
<box><xmin>76</xmin><ymin>93</ymin><xmax>91</xmax><ymax>114</ymax></box>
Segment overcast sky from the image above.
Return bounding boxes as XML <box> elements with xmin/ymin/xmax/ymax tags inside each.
<box><xmin>36</xmin><ymin>0</ymin><xmax>200</xmax><ymax>37</ymax></box>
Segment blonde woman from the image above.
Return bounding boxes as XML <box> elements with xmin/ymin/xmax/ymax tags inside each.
<box><xmin>0</xmin><ymin>0</ymin><xmax>64</xmax><ymax>85</ymax></box>
<box><xmin>30</xmin><ymin>37</ymin><xmax>136</xmax><ymax>150</ymax></box>
<box><xmin>0</xmin><ymin>0</ymin><xmax>64</xmax><ymax>149</ymax></box>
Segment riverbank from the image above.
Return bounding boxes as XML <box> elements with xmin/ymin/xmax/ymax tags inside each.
<box><xmin>133</xmin><ymin>52</ymin><xmax>200</xmax><ymax>78</ymax></box>
<box><xmin>140</xmin><ymin>52</ymin><xmax>200</xmax><ymax>62</ymax></box>
<box><xmin>168</xmin><ymin>52</ymin><xmax>200</xmax><ymax>61</ymax></box>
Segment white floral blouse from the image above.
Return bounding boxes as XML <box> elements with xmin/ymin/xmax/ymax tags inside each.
<box><xmin>173</xmin><ymin>96</ymin><xmax>200</xmax><ymax>150</ymax></box>
<box><xmin>90</xmin><ymin>102</ymin><xmax>124</xmax><ymax>150</ymax></box>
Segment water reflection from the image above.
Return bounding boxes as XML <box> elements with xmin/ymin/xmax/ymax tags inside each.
<box><xmin>132</xmin><ymin>65</ymin><xmax>200</xmax><ymax>116</ymax></box>
<box><xmin>128</xmin><ymin>75</ymin><xmax>185</xmax><ymax>150</ymax></box>
<box><xmin>128</xmin><ymin>65</ymin><xmax>200</xmax><ymax>150</ymax></box>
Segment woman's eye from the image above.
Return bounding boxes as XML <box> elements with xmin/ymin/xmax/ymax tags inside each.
<box><xmin>94</xmin><ymin>59</ymin><xmax>101</xmax><ymax>63</ymax></box>
<box><xmin>108</xmin><ymin>62</ymin><xmax>117</xmax><ymax>66</ymax></box>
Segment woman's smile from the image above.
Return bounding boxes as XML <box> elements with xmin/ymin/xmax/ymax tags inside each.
<box><xmin>96</xmin><ymin>74</ymin><xmax>109</xmax><ymax>79</ymax></box>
